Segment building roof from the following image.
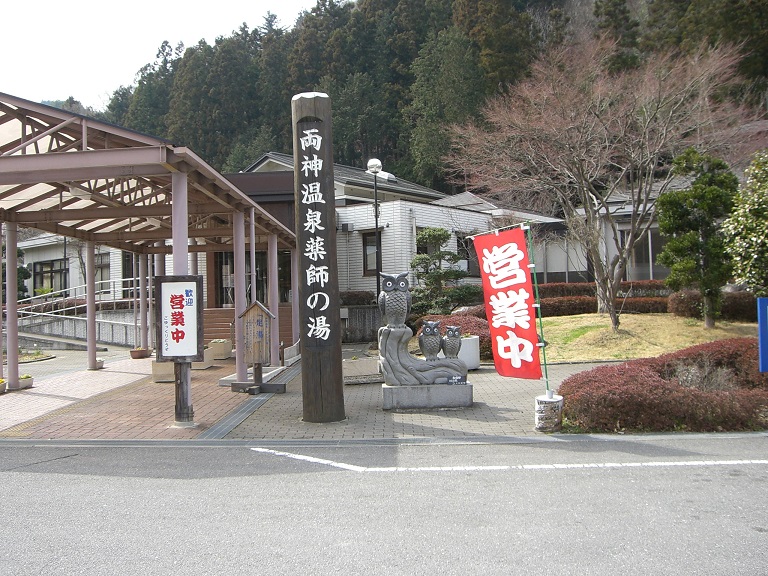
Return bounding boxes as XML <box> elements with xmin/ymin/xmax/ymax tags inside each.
<box><xmin>432</xmin><ymin>191</ymin><xmax>562</xmax><ymax>223</ymax></box>
<box><xmin>0</xmin><ymin>93</ymin><xmax>295</xmax><ymax>253</ymax></box>
<box><xmin>245</xmin><ymin>152</ymin><xmax>447</xmax><ymax>203</ymax></box>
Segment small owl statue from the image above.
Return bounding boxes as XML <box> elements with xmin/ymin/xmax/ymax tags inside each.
<box><xmin>419</xmin><ymin>320</ymin><xmax>443</xmax><ymax>361</ymax></box>
<box><xmin>378</xmin><ymin>272</ymin><xmax>411</xmax><ymax>328</ymax></box>
<box><xmin>441</xmin><ymin>325</ymin><xmax>463</xmax><ymax>359</ymax></box>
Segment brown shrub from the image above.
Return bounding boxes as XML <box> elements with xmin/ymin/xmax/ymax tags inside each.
<box><xmin>559</xmin><ymin>337</ymin><xmax>768</xmax><ymax>432</ymax></box>
<box><xmin>412</xmin><ymin>314</ymin><xmax>493</xmax><ymax>359</ymax></box>
<box><xmin>668</xmin><ymin>290</ymin><xmax>757</xmax><ymax>322</ymax></box>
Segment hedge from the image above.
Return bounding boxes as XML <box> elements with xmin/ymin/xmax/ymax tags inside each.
<box><xmin>460</xmin><ymin>296</ymin><xmax>668</xmax><ymax>318</ymax></box>
<box><xmin>340</xmin><ymin>291</ymin><xmax>375</xmax><ymax>306</ymax></box>
<box><xmin>668</xmin><ymin>290</ymin><xmax>757</xmax><ymax>322</ymax></box>
<box><xmin>559</xmin><ymin>338</ymin><xmax>768</xmax><ymax>432</ymax></box>
<box><xmin>536</xmin><ymin>280</ymin><xmax>671</xmax><ymax>299</ymax></box>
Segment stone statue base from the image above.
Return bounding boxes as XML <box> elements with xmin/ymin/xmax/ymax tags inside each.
<box><xmin>382</xmin><ymin>383</ymin><xmax>473</xmax><ymax>410</ymax></box>
<box><xmin>379</xmin><ymin>326</ymin><xmax>467</xmax><ymax>386</ymax></box>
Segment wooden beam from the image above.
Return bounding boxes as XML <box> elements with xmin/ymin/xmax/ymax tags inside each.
<box><xmin>0</xmin><ymin>146</ymin><xmax>174</xmax><ymax>185</ymax></box>
<box><xmin>3</xmin><ymin>203</ymin><xmax>227</xmax><ymax>223</ymax></box>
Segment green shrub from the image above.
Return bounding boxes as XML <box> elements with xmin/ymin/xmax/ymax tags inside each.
<box><xmin>559</xmin><ymin>338</ymin><xmax>768</xmax><ymax>432</ymax></box>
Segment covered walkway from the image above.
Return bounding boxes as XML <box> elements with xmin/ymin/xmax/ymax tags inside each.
<box><xmin>0</xmin><ymin>93</ymin><xmax>297</xmax><ymax>422</ymax></box>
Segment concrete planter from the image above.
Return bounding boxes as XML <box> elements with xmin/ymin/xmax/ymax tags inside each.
<box><xmin>130</xmin><ymin>348</ymin><xmax>151</xmax><ymax>359</ymax></box>
<box><xmin>192</xmin><ymin>347</ymin><xmax>215</xmax><ymax>370</ymax></box>
<box><xmin>152</xmin><ymin>360</ymin><xmax>175</xmax><ymax>383</ymax></box>
<box><xmin>438</xmin><ymin>335</ymin><xmax>481</xmax><ymax>370</ymax></box>
<box><xmin>458</xmin><ymin>335</ymin><xmax>481</xmax><ymax>370</ymax></box>
<box><xmin>0</xmin><ymin>379</ymin><xmax>6</xmax><ymax>394</ymax></box>
<box><xmin>13</xmin><ymin>376</ymin><xmax>34</xmax><ymax>390</ymax></box>
<box><xmin>209</xmin><ymin>340</ymin><xmax>232</xmax><ymax>360</ymax></box>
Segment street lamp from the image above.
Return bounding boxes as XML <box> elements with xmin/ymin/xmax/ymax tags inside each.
<box><xmin>366</xmin><ymin>158</ymin><xmax>382</xmax><ymax>296</ymax></box>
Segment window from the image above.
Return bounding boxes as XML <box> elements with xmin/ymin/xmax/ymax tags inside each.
<box><xmin>33</xmin><ymin>259</ymin><xmax>68</xmax><ymax>296</ymax></box>
<box><xmin>95</xmin><ymin>252</ymin><xmax>110</xmax><ymax>292</ymax></box>
<box><xmin>363</xmin><ymin>232</ymin><xmax>380</xmax><ymax>276</ymax></box>
<box><xmin>457</xmin><ymin>235</ymin><xmax>480</xmax><ymax>277</ymax></box>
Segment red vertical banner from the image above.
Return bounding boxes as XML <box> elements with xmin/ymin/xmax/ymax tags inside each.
<box><xmin>473</xmin><ymin>228</ymin><xmax>542</xmax><ymax>379</ymax></box>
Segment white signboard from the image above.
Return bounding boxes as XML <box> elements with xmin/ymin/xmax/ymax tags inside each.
<box><xmin>156</xmin><ymin>276</ymin><xmax>203</xmax><ymax>361</ymax></box>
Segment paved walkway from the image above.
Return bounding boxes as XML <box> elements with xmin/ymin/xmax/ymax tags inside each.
<box><xmin>0</xmin><ymin>344</ymin><xmax>605</xmax><ymax>441</ymax></box>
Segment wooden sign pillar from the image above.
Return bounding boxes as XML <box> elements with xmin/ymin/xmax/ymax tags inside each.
<box><xmin>239</xmin><ymin>300</ymin><xmax>275</xmax><ymax>391</ymax></box>
<box><xmin>155</xmin><ymin>275</ymin><xmax>204</xmax><ymax>425</ymax></box>
<box><xmin>292</xmin><ymin>92</ymin><xmax>346</xmax><ymax>423</ymax></box>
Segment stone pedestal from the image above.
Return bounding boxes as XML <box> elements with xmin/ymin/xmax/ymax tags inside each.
<box><xmin>209</xmin><ymin>340</ymin><xmax>232</xmax><ymax>360</ymax></box>
<box><xmin>382</xmin><ymin>383</ymin><xmax>473</xmax><ymax>410</ymax></box>
<box><xmin>534</xmin><ymin>393</ymin><xmax>563</xmax><ymax>432</ymax></box>
<box><xmin>152</xmin><ymin>360</ymin><xmax>175</xmax><ymax>383</ymax></box>
<box><xmin>192</xmin><ymin>347</ymin><xmax>215</xmax><ymax>370</ymax></box>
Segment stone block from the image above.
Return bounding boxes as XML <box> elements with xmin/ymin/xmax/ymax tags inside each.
<box><xmin>382</xmin><ymin>383</ymin><xmax>473</xmax><ymax>410</ymax></box>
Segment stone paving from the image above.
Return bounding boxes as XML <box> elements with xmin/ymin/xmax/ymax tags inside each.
<box><xmin>0</xmin><ymin>344</ymin><xmax>607</xmax><ymax>441</ymax></box>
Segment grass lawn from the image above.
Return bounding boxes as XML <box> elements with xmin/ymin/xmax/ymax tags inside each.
<box><xmin>540</xmin><ymin>313</ymin><xmax>759</xmax><ymax>363</ymax></box>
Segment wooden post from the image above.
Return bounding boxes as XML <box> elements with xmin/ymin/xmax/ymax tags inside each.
<box><xmin>292</xmin><ymin>92</ymin><xmax>346</xmax><ymax>423</ymax></box>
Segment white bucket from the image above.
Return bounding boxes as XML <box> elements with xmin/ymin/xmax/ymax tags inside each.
<box><xmin>534</xmin><ymin>393</ymin><xmax>563</xmax><ymax>432</ymax></box>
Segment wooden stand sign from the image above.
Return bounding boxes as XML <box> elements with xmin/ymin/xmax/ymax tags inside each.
<box><xmin>155</xmin><ymin>275</ymin><xmax>204</xmax><ymax>425</ymax></box>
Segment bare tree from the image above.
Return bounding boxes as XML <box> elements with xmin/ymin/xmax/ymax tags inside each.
<box><xmin>450</xmin><ymin>37</ymin><xmax>764</xmax><ymax>331</ymax></box>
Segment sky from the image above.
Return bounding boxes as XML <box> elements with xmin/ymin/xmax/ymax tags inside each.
<box><xmin>2</xmin><ymin>0</ymin><xmax>321</xmax><ymax>111</ymax></box>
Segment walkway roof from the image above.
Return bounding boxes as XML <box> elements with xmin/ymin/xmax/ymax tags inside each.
<box><xmin>0</xmin><ymin>93</ymin><xmax>295</xmax><ymax>253</ymax></box>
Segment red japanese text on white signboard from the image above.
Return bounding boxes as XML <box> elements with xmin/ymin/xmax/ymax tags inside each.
<box><xmin>158</xmin><ymin>278</ymin><xmax>201</xmax><ymax>359</ymax></box>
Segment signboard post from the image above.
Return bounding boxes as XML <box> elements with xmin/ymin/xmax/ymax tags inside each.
<box><xmin>291</xmin><ymin>92</ymin><xmax>346</xmax><ymax>423</ymax></box>
<box><xmin>155</xmin><ymin>275</ymin><xmax>204</xmax><ymax>425</ymax></box>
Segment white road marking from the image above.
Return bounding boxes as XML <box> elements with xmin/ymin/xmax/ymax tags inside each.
<box><xmin>251</xmin><ymin>448</ymin><xmax>768</xmax><ymax>472</ymax></box>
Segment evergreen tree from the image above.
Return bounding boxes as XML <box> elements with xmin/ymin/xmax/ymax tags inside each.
<box><xmin>258</xmin><ymin>15</ymin><xmax>294</xmax><ymax>152</ymax></box>
<box><xmin>404</xmin><ymin>26</ymin><xmax>485</xmax><ymax>188</ymax></box>
<box><xmin>104</xmin><ymin>86</ymin><xmax>134</xmax><ymax>126</ymax></box>
<box><xmin>723</xmin><ymin>149</ymin><xmax>768</xmax><ymax>297</ymax></box>
<box><xmin>656</xmin><ymin>148</ymin><xmax>739</xmax><ymax>328</ymax></box>
<box><xmin>593</xmin><ymin>0</ymin><xmax>640</xmax><ymax>70</ymax></box>
<box><xmin>124</xmin><ymin>41</ymin><xmax>183</xmax><ymax>138</ymax></box>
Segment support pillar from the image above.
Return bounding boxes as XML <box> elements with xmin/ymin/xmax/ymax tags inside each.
<box><xmin>139</xmin><ymin>253</ymin><xmax>149</xmax><ymax>350</ymax></box>
<box><xmin>5</xmin><ymin>223</ymin><xmax>26</xmax><ymax>390</ymax></box>
<box><xmin>234</xmin><ymin>211</ymin><xmax>248</xmax><ymax>382</ymax></box>
<box><xmin>189</xmin><ymin>239</ymin><xmax>198</xmax><ymax>275</ymax></box>
<box><xmin>0</xmin><ymin>223</ymin><xmax>4</xmax><ymax>381</ymax></box>
<box><xmin>171</xmin><ymin>171</ymin><xmax>193</xmax><ymax>424</ymax></box>
<box><xmin>250</xmin><ymin>208</ymin><xmax>257</xmax><ymax>303</ymax></box>
<box><xmin>86</xmin><ymin>241</ymin><xmax>98</xmax><ymax>369</ymax></box>
<box><xmin>268</xmin><ymin>233</ymin><xmax>280</xmax><ymax>366</ymax></box>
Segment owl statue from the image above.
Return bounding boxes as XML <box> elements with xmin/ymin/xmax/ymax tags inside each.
<box><xmin>378</xmin><ymin>272</ymin><xmax>411</xmax><ymax>328</ymax></box>
<box><xmin>441</xmin><ymin>325</ymin><xmax>463</xmax><ymax>359</ymax></box>
<box><xmin>419</xmin><ymin>320</ymin><xmax>443</xmax><ymax>361</ymax></box>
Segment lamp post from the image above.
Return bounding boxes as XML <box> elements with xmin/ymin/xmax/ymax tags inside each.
<box><xmin>366</xmin><ymin>158</ymin><xmax>382</xmax><ymax>296</ymax></box>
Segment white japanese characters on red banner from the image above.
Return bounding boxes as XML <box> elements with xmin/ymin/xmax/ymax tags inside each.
<box><xmin>159</xmin><ymin>280</ymin><xmax>199</xmax><ymax>358</ymax></box>
<box><xmin>473</xmin><ymin>228</ymin><xmax>542</xmax><ymax>379</ymax></box>
<box><xmin>299</xmin><ymin>128</ymin><xmax>332</xmax><ymax>342</ymax></box>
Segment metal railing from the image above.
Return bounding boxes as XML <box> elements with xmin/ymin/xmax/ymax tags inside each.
<box><xmin>15</xmin><ymin>278</ymin><xmax>151</xmax><ymax>348</ymax></box>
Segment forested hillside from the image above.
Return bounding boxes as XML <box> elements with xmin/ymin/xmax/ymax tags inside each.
<box><xmin>58</xmin><ymin>0</ymin><xmax>767</xmax><ymax>192</ymax></box>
